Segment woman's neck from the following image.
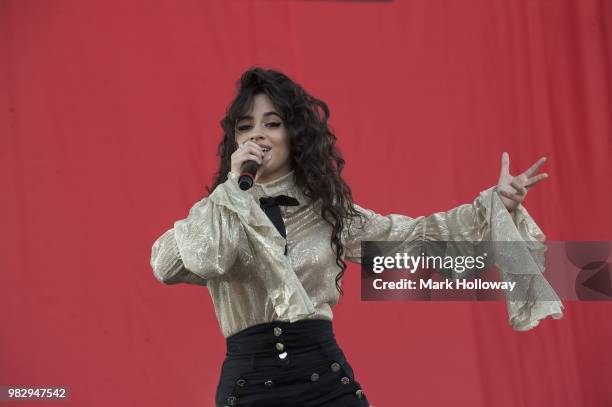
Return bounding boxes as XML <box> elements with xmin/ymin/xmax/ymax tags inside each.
<box><xmin>255</xmin><ymin>167</ymin><xmax>293</xmax><ymax>185</ymax></box>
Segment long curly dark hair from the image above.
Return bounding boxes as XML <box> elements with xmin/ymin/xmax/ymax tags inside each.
<box><xmin>205</xmin><ymin>66</ymin><xmax>366</xmax><ymax>296</ymax></box>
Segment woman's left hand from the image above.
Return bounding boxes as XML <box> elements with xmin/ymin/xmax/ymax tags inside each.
<box><xmin>496</xmin><ymin>152</ymin><xmax>549</xmax><ymax>212</ymax></box>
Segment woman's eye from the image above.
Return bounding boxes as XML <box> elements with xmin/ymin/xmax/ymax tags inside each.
<box><xmin>236</xmin><ymin>125</ymin><xmax>253</xmax><ymax>132</ymax></box>
<box><xmin>236</xmin><ymin>122</ymin><xmax>281</xmax><ymax>133</ymax></box>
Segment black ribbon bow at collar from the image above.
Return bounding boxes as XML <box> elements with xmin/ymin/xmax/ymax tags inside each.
<box><xmin>259</xmin><ymin>195</ymin><xmax>299</xmax><ymax>255</ymax></box>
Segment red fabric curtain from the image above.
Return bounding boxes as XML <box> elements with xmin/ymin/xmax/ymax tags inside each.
<box><xmin>1</xmin><ymin>1</ymin><xmax>611</xmax><ymax>406</ymax></box>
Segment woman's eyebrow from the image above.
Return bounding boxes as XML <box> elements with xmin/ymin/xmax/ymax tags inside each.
<box><xmin>237</xmin><ymin>112</ymin><xmax>281</xmax><ymax>121</ymax></box>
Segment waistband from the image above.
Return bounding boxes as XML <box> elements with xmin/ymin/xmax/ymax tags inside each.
<box><xmin>225</xmin><ymin>319</ymin><xmax>335</xmax><ymax>358</ymax></box>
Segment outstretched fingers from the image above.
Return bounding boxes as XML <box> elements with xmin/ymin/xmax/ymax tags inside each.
<box><xmin>500</xmin><ymin>152</ymin><xmax>510</xmax><ymax>177</ymax></box>
<box><xmin>524</xmin><ymin>173</ymin><xmax>548</xmax><ymax>189</ymax></box>
<box><xmin>524</xmin><ymin>156</ymin><xmax>547</xmax><ymax>178</ymax></box>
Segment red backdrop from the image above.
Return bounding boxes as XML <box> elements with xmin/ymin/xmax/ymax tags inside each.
<box><xmin>2</xmin><ymin>1</ymin><xmax>611</xmax><ymax>406</ymax></box>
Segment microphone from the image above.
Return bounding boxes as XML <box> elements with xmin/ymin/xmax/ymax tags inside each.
<box><xmin>238</xmin><ymin>160</ymin><xmax>260</xmax><ymax>190</ymax></box>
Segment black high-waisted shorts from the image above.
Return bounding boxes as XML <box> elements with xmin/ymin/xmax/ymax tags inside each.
<box><xmin>215</xmin><ymin>319</ymin><xmax>371</xmax><ymax>407</ymax></box>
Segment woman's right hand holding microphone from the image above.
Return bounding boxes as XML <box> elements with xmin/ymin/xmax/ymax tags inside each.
<box><xmin>230</xmin><ymin>141</ymin><xmax>271</xmax><ymax>180</ymax></box>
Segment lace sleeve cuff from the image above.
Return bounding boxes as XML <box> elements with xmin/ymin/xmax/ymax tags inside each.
<box><xmin>478</xmin><ymin>186</ymin><xmax>564</xmax><ymax>331</ymax></box>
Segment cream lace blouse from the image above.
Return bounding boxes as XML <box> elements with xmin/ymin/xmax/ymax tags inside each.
<box><xmin>150</xmin><ymin>170</ymin><xmax>563</xmax><ymax>338</ymax></box>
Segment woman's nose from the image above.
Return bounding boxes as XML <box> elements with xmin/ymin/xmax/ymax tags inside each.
<box><xmin>249</xmin><ymin>133</ymin><xmax>265</xmax><ymax>142</ymax></box>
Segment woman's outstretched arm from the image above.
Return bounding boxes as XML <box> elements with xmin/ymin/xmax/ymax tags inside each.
<box><xmin>341</xmin><ymin>189</ymin><xmax>494</xmax><ymax>264</ymax></box>
<box><xmin>341</xmin><ymin>184</ymin><xmax>563</xmax><ymax>331</ymax></box>
<box><xmin>150</xmin><ymin>171</ymin><xmax>252</xmax><ymax>285</ymax></box>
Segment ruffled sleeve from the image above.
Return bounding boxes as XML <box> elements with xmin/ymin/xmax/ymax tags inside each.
<box><xmin>478</xmin><ymin>186</ymin><xmax>564</xmax><ymax>331</ymax></box>
<box><xmin>149</xmin><ymin>171</ymin><xmax>252</xmax><ymax>284</ymax></box>
<box><xmin>150</xmin><ymin>228</ymin><xmax>208</xmax><ymax>285</ymax></box>
<box><xmin>342</xmin><ymin>185</ymin><xmax>564</xmax><ymax>331</ymax></box>
<box><xmin>150</xmin><ymin>171</ymin><xmax>316</xmax><ymax>323</ymax></box>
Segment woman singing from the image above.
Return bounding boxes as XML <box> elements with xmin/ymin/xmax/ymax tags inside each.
<box><xmin>150</xmin><ymin>67</ymin><xmax>563</xmax><ymax>407</ymax></box>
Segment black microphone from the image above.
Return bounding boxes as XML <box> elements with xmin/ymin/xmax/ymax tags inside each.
<box><xmin>238</xmin><ymin>160</ymin><xmax>260</xmax><ymax>190</ymax></box>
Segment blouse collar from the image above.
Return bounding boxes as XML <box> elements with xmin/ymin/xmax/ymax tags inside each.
<box><xmin>249</xmin><ymin>170</ymin><xmax>309</xmax><ymax>212</ymax></box>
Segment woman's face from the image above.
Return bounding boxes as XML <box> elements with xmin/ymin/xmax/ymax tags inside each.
<box><xmin>234</xmin><ymin>93</ymin><xmax>291</xmax><ymax>184</ymax></box>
